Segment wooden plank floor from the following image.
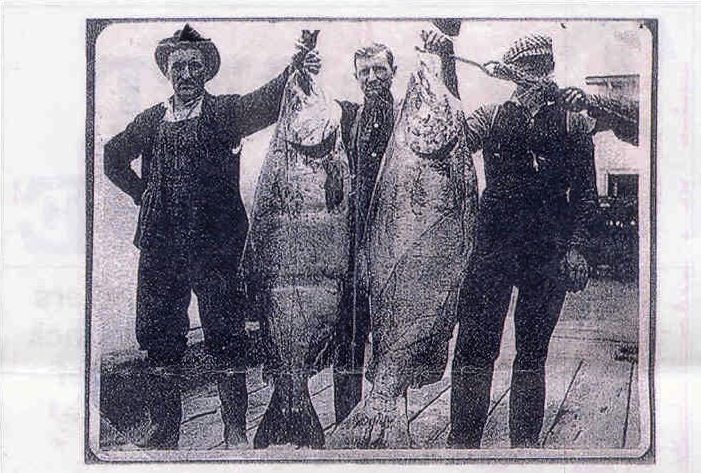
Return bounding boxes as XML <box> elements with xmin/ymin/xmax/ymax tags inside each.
<box><xmin>100</xmin><ymin>278</ymin><xmax>642</xmax><ymax>451</ymax></box>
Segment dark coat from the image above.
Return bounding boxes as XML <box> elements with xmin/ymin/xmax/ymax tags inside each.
<box><xmin>104</xmin><ymin>69</ymin><xmax>290</xmax><ymax>255</ymax></box>
<box><xmin>332</xmin><ymin>98</ymin><xmax>396</xmax><ymax>358</ymax></box>
<box><xmin>476</xmin><ymin>100</ymin><xmax>598</xmax><ymax>280</ymax></box>
<box><xmin>337</xmin><ymin>99</ymin><xmax>395</xmax><ymax>267</ymax></box>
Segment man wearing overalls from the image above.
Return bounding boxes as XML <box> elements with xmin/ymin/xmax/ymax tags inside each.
<box><xmin>104</xmin><ymin>24</ymin><xmax>319</xmax><ymax>449</ymax></box>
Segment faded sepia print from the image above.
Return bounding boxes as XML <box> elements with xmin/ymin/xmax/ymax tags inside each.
<box><xmin>86</xmin><ymin>18</ymin><xmax>655</xmax><ymax>462</ymax></box>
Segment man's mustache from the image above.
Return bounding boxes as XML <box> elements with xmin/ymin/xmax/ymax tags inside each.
<box><xmin>364</xmin><ymin>82</ymin><xmax>391</xmax><ymax>95</ymax></box>
<box><xmin>176</xmin><ymin>80</ymin><xmax>198</xmax><ymax>88</ymax></box>
<box><xmin>365</xmin><ymin>81</ymin><xmax>387</xmax><ymax>89</ymax></box>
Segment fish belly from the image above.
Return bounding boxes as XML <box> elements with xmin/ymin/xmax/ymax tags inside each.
<box><xmin>366</xmin><ymin>66</ymin><xmax>478</xmax><ymax>398</ymax></box>
<box><xmin>246</xmin><ymin>72</ymin><xmax>350</xmax><ymax>377</ymax></box>
<box><xmin>368</xmin><ymin>150</ymin><xmax>475</xmax><ymax>396</ymax></box>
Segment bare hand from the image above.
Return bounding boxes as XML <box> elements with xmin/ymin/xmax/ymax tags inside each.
<box><xmin>420</xmin><ymin>29</ymin><xmax>453</xmax><ymax>58</ymax></box>
<box><xmin>561</xmin><ymin>247</ymin><xmax>589</xmax><ymax>292</ymax></box>
<box><xmin>561</xmin><ymin>87</ymin><xmax>590</xmax><ymax>112</ymax></box>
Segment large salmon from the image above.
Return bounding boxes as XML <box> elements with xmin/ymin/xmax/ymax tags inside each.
<box><xmin>244</xmin><ymin>66</ymin><xmax>350</xmax><ymax>449</ymax></box>
<box><xmin>329</xmin><ymin>50</ymin><xmax>478</xmax><ymax>449</ymax></box>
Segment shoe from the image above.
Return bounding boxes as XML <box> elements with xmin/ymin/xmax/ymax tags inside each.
<box><xmin>224</xmin><ymin>424</ymin><xmax>249</xmax><ymax>449</ymax></box>
<box><xmin>138</xmin><ymin>366</ymin><xmax>182</xmax><ymax>450</ymax></box>
<box><xmin>446</xmin><ymin>431</ymin><xmax>480</xmax><ymax>449</ymax></box>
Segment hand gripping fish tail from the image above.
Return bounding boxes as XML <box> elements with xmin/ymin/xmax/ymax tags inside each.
<box><xmin>328</xmin><ymin>45</ymin><xmax>478</xmax><ymax>450</ymax></box>
<box><xmin>243</xmin><ymin>32</ymin><xmax>351</xmax><ymax>449</ymax></box>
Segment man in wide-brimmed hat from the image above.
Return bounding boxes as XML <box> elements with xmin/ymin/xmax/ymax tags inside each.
<box><xmin>104</xmin><ymin>24</ymin><xmax>320</xmax><ymax>450</ymax></box>
<box><xmin>448</xmin><ymin>33</ymin><xmax>599</xmax><ymax>449</ymax></box>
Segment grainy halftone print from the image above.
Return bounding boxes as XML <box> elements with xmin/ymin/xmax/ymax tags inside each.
<box><xmin>85</xmin><ymin>17</ymin><xmax>655</xmax><ymax>462</ymax></box>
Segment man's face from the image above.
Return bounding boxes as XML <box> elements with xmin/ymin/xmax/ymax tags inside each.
<box><xmin>167</xmin><ymin>48</ymin><xmax>206</xmax><ymax>102</ymax></box>
<box><xmin>514</xmin><ymin>55</ymin><xmax>554</xmax><ymax>80</ymax></box>
<box><xmin>354</xmin><ymin>52</ymin><xmax>396</xmax><ymax>100</ymax></box>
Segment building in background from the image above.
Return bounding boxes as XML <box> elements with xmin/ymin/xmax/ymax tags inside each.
<box><xmin>584</xmin><ymin>74</ymin><xmax>640</xmax><ymax>281</ymax></box>
<box><xmin>586</xmin><ymin>74</ymin><xmax>639</xmax><ymax>99</ymax></box>
<box><xmin>585</xmin><ymin>73</ymin><xmax>640</xmax><ymax>198</ymax></box>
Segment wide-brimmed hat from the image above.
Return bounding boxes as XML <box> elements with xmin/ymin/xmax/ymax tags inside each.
<box><xmin>154</xmin><ymin>24</ymin><xmax>221</xmax><ymax>81</ymax></box>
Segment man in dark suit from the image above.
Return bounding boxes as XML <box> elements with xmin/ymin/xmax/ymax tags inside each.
<box><xmin>448</xmin><ymin>34</ymin><xmax>599</xmax><ymax>449</ymax></box>
<box><xmin>103</xmin><ymin>24</ymin><xmax>319</xmax><ymax>449</ymax></box>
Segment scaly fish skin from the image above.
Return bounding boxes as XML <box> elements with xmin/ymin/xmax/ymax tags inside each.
<box><xmin>330</xmin><ymin>51</ymin><xmax>477</xmax><ymax>449</ymax></box>
<box><xmin>245</xmin><ymin>71</ymin><xmax>350</xmax><ymax>448</ymax></box>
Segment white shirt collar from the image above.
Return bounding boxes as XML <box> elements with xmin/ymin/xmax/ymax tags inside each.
<box><xmin>163</xmin><ymin>95</ymin><xmax>204</xmax><ymax>122</ymax></box>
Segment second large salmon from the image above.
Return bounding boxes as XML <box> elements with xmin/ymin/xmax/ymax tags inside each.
<box><xmin>330</xmin><ymin>49</ymin><xmax>478</xmax><ymax>449</ymax></box>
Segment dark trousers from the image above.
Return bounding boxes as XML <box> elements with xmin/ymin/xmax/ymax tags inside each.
<box><xmin>333</xmin><ymin>280</ymin><xmax>371</xmax><ymax>423</ymax></box>
<box><xmin>135</xmin><ymin>246</ymin><xmax>249</xmax><ymax>448</ymax></box>
<box><xmin>448</xmin><ymin>254</ymin><xmax>566</xmax><ymax>448</ymax></box>
<box><xmin>136</xmin><ymin>247</ymin><xmax>247</xmax><ymax>362</ymax></box>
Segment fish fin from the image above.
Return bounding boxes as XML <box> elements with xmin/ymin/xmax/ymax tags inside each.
<box><xmin>286</xmin><ymin>132</ymin><xmax>337</xmax><ymax>160</ymax></box>
<box><xmin>323</xmin><ymin>159</ymin><xmax>344</xmax><ymax>212</ymax></box>
<box><xmin>414</xmin><ymin>133</ymin><xmax>459</xmax><ymax>161</ymax></box>
<box><xmin>253</xmin><ymin>377</ymin><xmax>325</xmax><ymax>449</ymax></box>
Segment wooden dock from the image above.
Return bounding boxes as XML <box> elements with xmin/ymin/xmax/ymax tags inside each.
<box><xmin>99</xmin><ymin>278</ymin><xmax>642</xmax><ymax>452</ymax></box>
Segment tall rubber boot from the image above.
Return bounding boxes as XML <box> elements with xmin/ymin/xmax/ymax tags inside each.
<box><xmin>509</xmin><ymin>367</ymin><xmax>546</xmax><ymax>448</ymax></box>
<box><xmin>447</xmin><ymin>366</ymin><xmax>493</xmax><ymax>449</ymax></box>
<box><xmin>217</xmin><ymin>370</ymin><xmax>249</xmax><ymax>449</ymax></box>
<box><xmin>139</xmin><ymin>366</ymin><xmax>182</xmax><ymax>450</ymax></box>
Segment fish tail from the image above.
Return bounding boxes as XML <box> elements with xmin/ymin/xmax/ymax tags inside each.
<box><xmin>328</xmin><ymin>389</ymin><xmax>410</xmax><ymax>449</ymax></box>
<box><xmin>253</xmin><ymin>374</ymin><xmax>324</xmax><ymax>449</ymax></box>
<box><xmin>253</xmin><ymin>377</ymin><xmax>292</xmax><ymax>448</ymax></box>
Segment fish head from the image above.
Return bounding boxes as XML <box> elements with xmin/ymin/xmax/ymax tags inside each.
<box><xmin>284</xmin><ymin>71</ymin><xmax>342</xmax><ymax>148</ymax></box>
<box><xmin>401</xmin><ymin>51</ymin><xmax>462</xmax><ymax>159</ymax></box>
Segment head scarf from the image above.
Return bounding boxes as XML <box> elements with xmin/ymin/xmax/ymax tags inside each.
<box><xmin>483</xmin><ymin>34</ymin><xmax>555</xmax><ymax>87</ymax></box>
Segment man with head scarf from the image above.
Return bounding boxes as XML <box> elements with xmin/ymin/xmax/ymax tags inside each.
<box><xmin>103</xmin><ymin>24</ymin><xmax>320</xmax><ymax>449</ymax></box>
<box><xmin>448</xmin><ymin>33</ymin><xmax>599</xmax><ymax>449</ymax></box>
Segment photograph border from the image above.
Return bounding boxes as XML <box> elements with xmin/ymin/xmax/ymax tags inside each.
<box><xmin>84</xmin><ymin>16</ymin><xmax>658</xmax><ymax>464</ymax></box>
